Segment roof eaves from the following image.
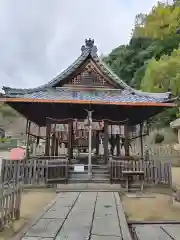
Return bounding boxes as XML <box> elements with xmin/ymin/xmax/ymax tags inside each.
<box><xmin>92</xmin><ymin>54</ymin><xmax>171</xmax><ymax>101</ymax></box>
<box><xmin>48</xmin><ymin>49</ymin><xmax>90</xmax><ymax>87</ymax></box>
<box><xmin>2</xmin><ymin>38</ymin><xmax>172</xmax><ymax>102</ymax></box>
<box><xmin>3</xmin><ymin>49</ymin><xmax>90</xmax><ymax>95</ymax></box>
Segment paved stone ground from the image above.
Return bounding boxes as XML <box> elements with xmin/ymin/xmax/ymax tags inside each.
<box><xmin>20</xmin><ymin>192</ymin><xmax>131</xmax><ymax>240</ymax></box>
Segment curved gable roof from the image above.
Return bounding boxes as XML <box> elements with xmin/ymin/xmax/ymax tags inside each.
<box><xmin>3</xmin><ymin>38</ymin><xmax>171</xmax><ymax>101</ymax></box>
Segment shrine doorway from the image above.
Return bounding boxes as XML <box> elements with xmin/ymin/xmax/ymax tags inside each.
<box><xmin>45</xmin><ymin>117</ymin><xmax>104</xmax><ymax>162</ymax></box>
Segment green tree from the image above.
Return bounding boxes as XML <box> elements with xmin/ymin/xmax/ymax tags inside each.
<box><xmin>103</xmin><ymin>1</ymin><xmax>180</xmax><ymax>126</ymax></box>
<box><xmin>104</xmin><ymin>37</ymin><xmax>155</xmax><ymax>87</ymax></box>
<box><xmin>134</xmin><ymin>3</ymin><xmax>180</xmax><ymax>40</ymax></box>
<box><xmin>141</xmin><ymin>47</ymin><xmax>180</xmax><ymax>95</ymax></box>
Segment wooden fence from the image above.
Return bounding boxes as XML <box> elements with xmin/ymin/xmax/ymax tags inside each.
<box><xmin>1</xmin><ymin>157</ymin><xmax>69</xmax><ymax>185</ymax></box>
<box><xmin>0</xmin><ymin>180</ymin><xmax>22</xmax><ymax>231</ymax></box>
<box><xmin>47</xmin><ymin>159</ymin><xmax>68</xmax><ymax>183</ymax></box>
<box><xmin>109</xmin><ymin>159</ymin><xmax>172</xmax><ymax>186</ymax></box>
<box><xmin>1</xmin><ymin>156</ymin><xmax>172</xmax><ymax>187</ymax></box>
<box><xmin>130</xmin><ymin>143</ymin><xmax>180</xmax><ymax>166</ymax></box>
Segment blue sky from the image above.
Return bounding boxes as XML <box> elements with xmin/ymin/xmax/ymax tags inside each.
<box><xmin>0</xmin><ymin>0</ymin><xmax>171</xmax><ymax>89</ymax></box>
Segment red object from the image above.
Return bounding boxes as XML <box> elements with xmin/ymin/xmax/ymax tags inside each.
<box><xmin>99</xmin><ymin>120</ymin><xmax>103</xmax><ymax>129</ymax></box>
<box><xmin>10</xmin><ymin>147</ymin><xmax>25</xmax><ymax>160</ymax></box>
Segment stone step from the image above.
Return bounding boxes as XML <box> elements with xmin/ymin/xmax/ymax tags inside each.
<box><xmin>92</xmin><ymin>164</ymin><xmax>109</xmax><ymax>168</ymax></box>
<box><xmin>92</xmin><ymin>169</ymin><xmax>109</xmax><ymax>172</ymax></box>
<box><xmin>92</xmin><ymin>173</ymin><xmax>109</xmax><ymax>178</ymax></box>
<box><xmin>69</xmin><ymin>172</ymin><xmax>109</xmax><ymax>177</ymax></box>
<box><xmin>69</xmin><ymin>170</ymin><xmax>109</xmax><ymax>175</ymax></box>
<box><xmin>68</xmin><ymin>179</ymin><xmax>110</xmax><ymax>183</ymax></box>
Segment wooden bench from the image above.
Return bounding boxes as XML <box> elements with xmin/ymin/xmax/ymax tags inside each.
<box><xmin>122</xmin><ymin>170</ymin><xmax>144</xmax><ymax>192</ymax></box>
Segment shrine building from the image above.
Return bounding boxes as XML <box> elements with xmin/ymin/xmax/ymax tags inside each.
<box><xmin>2</xmin><ymin>39</ymin><xmax>175</xmax><ymax>183</ymax></box>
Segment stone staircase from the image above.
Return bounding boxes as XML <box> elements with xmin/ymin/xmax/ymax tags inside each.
<box><xmin>68</xmin><ymin>164</ymin><xmax>109</xmax><ymax>183</ymax></box>
<box><xmin>91</xmin><ymin>164</ymin><xmax>109</xmax><ymax>183</ymax></box>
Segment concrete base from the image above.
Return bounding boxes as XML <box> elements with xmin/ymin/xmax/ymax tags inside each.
<box><xmin>56</xmin><ymin>183</ymin><xmax>122</xmax><ymax>192</ymax></box>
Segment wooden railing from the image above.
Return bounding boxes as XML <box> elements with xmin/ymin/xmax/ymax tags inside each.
<box><xmin>1</xmin><ymin>157</ymin><xmax>69</xmax><ymax>185</ymax></box>
<box><xmin>0</xmin><ymin>180</ymin><xmax>22</xmax><ymax>231</ymax></box>
<box><xmin>47</xmin><ymin>159</ymin><xmax>68</xmax><ymax>183</ymax></box>
<box><xmin>1</xmin><ymin>156</ymin><xmax>172</xmax><ymax>187</ymax></box>
<box><xmin>109</xmin><ymin>159</ymin><xmax>172</xmax><ymax>186</ymax></box>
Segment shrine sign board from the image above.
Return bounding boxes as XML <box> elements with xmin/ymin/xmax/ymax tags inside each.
<box><xmin>74</xmin><ymin>165</ymin><xmax>84</xmax><ymax>172</ymax></box>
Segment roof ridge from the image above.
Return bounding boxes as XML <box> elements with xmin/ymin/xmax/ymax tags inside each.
<box><xmin>3</xmin><ymin>38</ymin><xmax>171</xmax><ymax>101</ymax></box>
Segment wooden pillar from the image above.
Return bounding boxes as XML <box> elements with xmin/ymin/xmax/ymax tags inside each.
<box><xmin>140</xmin><ymin>123</ymin><xmax>144</xmax><ymax>158</ymax></box>
<box><xmin>124</xmin><ymin>123</ymin><xmax>130</xmax><ymax>156</ymax></box>
<box><xmin>36</xmin><ymin>126</ymin><xmax>40</xmax><ymax>148</ymax></box>
<box><xmin>68</xmin><ymin>120</ymin><xmax>73</xmax><ymax>161</ymax></box>
<box><xmin>24</xmin><ymin>120</ymin><xmax>31</xmax><ymax>184</ymax></box>
<box><xmin>71</xmin><ymin>121</ymin><xmax>74</xmax><ymax>159</ymax></box>
<box><xmin>25</xmin><ymin>120</ymin><xmax>31</xmax><ymax>158</ymax></box>
<box><xmin>104</xmin><ymin>121</ymin><xmax>109</xmax><ymax>163</ymax></box>
<box><xmin>51</xmin><ymin>133</ymin><xmax>55</xmax><ymax>156</ymax></box>
<box><xmin>95</xmin><ymin>131</ymin><xmax>99</xmax><ymax>155</ymax></box>
<box><xmin>55</xmin><ymin>132</ymin><xmax>59</xmax><ymax>156</ymax></box>
<box><xmin>116</xmin><ymin>134</ymin><xmax>120</xmax><ymax>156</ymax></box>
<box><xmin>45</xmin><ymin>120</ymin><xmax>51</xmax><ymax>156</ymax></box>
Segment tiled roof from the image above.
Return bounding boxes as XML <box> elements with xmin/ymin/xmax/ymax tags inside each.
<box><xmin>5</xmin><ymin>88</ymin><xmax>172</xmax><ymax>104</ymax></box>
<box><xmin>2</xmin><ymin>38</ymin><xmax>172</xmax><ymax>102</ymax></box>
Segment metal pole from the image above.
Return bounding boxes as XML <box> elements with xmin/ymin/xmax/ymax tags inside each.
<box><xmin>87</xmin><ymin>110</ymin><xmax>93</xmax><ymax>179</ymax></box>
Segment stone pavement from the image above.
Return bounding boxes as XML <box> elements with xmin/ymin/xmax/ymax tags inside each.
<box><xmin>18</xmin><ymin>192</ymin><xmax>132</xmax><ymax>240</ymax></box>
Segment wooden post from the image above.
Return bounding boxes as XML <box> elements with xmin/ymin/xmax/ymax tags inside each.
<box><xmin>104</xmin><ymin>121</ymin><xmax>109</xmax><ymax>163</ymax></box>
<box><xmin>51</xmin><ymin>132</ymin><xmax>55</xmax><ymax>156</ymax></box>
<box><xmin>124</xmin><ymin>123</ymin><xmax>130</xmax><ymax>156</ymax></box>
<box><xmin>24</xmin><ymin>120</ymin><xmax>31</xmax><ymax>184</ymax></box>
<box><xmin>25</xmin><ymin>120</ymin><xmax>31</xmax><ymax>158</ymax></box>
<box><xmin>37</xmin><ymin>125</ymin><xmax>40</xmax><ymax>146</ymax></box>
<box><xmin>68</xmin><ymin>120</ymin><xmax>73</xmax><ymax>161</ymax></box>
<box><xmin>116</xmin><ymin>134</ymin><xmax>120</xmax><ymax>156</ymax></box>
<box><xmin>45</xmin><ymin>120</ymin><xmax>51</xmax><ymax>156</ymax></box>
<box><xmin>55</xmin><ymin>132</ymin><xmax>59</xmax><ymax>156</ymax></box>
<box><xmin>140</xmin><ymin>123</ymin><xmax>144</xmax><ymax>158</ymax></box>
<box><xmin>95</xmin><ymin>131</ymin><xmax>99</xmax><ymax>156</ymax></box>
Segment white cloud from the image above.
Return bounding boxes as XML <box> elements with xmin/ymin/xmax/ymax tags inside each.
<box><xmin>0</xmin><ymin>0</ymin><xmax>167</xmax><ymax>89</ymax></box>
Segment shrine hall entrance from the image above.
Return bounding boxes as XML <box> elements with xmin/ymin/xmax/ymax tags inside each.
<box><xmin>45</xmin><ymin>117</ymin><xmax>105</xmax><ymax>161</ymax></box>
<box><xmin>45</xmin><ymin>117</ymin><xmax>109</xmax><ymax>182</ymax></box>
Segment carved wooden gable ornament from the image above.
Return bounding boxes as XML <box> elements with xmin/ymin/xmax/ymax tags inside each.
<box><xmin>70</xmin><ymin>61</ymin><xmax>114</xmax><ymax>87</ymax></box>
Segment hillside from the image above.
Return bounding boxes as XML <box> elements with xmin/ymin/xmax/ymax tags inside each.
<box><xmin>103</xmin><ymin>1</ymin><xmax>180</xmax><ymax>127</ymax></box>
<box><xmin>0</xmin><ymin>103</ymin><xmax>26</xmax><ymax>135</ymax></box>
